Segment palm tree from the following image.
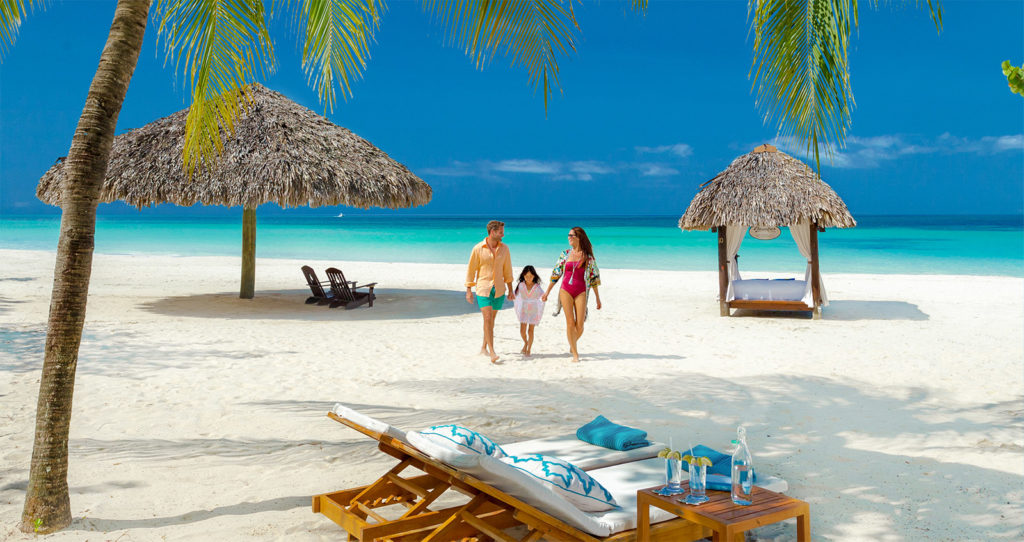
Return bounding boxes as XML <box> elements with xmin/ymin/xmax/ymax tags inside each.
<box><xmin>0</xmin><ymin>0</ymin><xmax>942</xmax><ymax>534</ymax></box>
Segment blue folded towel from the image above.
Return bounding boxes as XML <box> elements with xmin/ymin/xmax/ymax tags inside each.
<box><xmin>680</xmin><ymin>444</ymin><xmax>756</xmax><ymax>491</ymax></box>
<box><xmin>575</xmin><ymin>415</ymin><xmax>650</xmax><ymax>451</ymax></box>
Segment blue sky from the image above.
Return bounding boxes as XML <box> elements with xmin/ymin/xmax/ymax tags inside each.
<box><xmin>1</xmin><ymin>0</ymin><xmax>1022</xmax><ymax>217</ymax></box>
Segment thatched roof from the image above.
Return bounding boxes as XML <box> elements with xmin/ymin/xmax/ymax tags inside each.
<box><xmin>37</xmin><ymin>84</ymin><xmax>431</xmax><ymax>209</ymax></box>
<box><xmin>678</xmin><ymin>144</ymin><xmax>856</xmax><ymax>230</ymax></box>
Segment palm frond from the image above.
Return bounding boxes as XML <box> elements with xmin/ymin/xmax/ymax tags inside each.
<box><xmin>0</xmin><ymin>0</ymin><xmax>41</xmax><ymax>60</ymax></box>
<box><xmin>154</xmin><ymin>0</ymin><xmax>275</xmax><ymax>176</ymax></box>
<box><xmin>290</xmin><ymin>0</ymin><xmax>382</xmax><ymax>114</ymax></box>
<box><xmin>750</xmin><ymin>0</ymin><xmax>854</xmax><ymax>171</ymax></box>
<box><xmin>424</xmin><ymin>0</ymin><xmax>580</xmax><ymax>110</ymax></box>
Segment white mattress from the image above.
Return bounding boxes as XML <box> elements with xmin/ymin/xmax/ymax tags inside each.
<box><xmin>502</xmin><ymin>434</ymin><xmax>663</xmax><ymax>470</ymax></box>
<box><xmin>732</xmin><ymin>278</ymin><xmax>807</xmax><ymax>302</ymax></box>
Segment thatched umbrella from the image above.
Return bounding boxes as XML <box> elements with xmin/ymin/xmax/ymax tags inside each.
<box><xmin>37</xmin><ymin>83</ymin><xmax>432</xmax><ymax>298</ymax></box>
<box><xmin>678</xmin><ymin>144</ymin><xmax>855</xmax><ymax>318</ymax></box>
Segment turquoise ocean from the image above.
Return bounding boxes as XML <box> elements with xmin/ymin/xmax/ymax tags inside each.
<box><xmin>0</xmin><ymin>215</ymin><xmax>1021</xmax><ymax>277</ymax></box>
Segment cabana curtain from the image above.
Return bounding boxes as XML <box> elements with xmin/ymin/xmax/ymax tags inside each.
<box><xmin>724</xmin><ymin>226</ymin><xmax>746</xmax><ymax>301</ymax></box>
<box><xmin>790</xmin><ymin>222</ymin><xmax>829</xmax><ymax>306</ymax></box>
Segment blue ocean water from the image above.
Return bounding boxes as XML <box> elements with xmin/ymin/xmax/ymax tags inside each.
<box><xmin>0</xmin><ymin>215</ymin><xmax>1021</xmax><ymax>277</ymax></box>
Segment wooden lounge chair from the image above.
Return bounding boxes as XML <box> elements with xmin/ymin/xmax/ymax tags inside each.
<box><xmin>312</xmin><ymin>412</ymin><xmax>710</xmax><ymax>542</ymax></box>
<box><xmin>325</xmin><ymin>267</ymin><xmax>377</xmax><ymax>309</ymax></box>
<box><xmin>302</xmin><ymin>265</ymin><xmax>335</xmax><ymax>305</ymax></box>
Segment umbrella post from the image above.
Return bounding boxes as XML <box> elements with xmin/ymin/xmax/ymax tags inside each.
<box><xmin>240</xmin><ymin>207</ymin><xmax>256</xmax><ymax>299</ymax></box>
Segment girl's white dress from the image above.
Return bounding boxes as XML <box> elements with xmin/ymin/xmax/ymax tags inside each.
<box><xmin>513</xmin><ymin>282</ymin><xmax>545</xmax><ymax>325</ymax></box>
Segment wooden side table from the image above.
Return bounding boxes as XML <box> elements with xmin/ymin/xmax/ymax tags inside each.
<box><xmin>637</xmin><ymin>483</ymin><xmax>810</xmax><ymax>542</ymax></box>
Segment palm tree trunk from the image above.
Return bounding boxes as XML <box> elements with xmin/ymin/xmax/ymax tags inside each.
<box><xmin>20</xmin><ymin>0</ymin><xmax>151</xmax><ymax>534</ymax></box>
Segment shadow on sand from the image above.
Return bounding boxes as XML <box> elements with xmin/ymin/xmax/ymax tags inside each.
<box><xmin>139</xmin><ymin>288</ymin><xmax>479</xmax><ymax>321</ymax></box>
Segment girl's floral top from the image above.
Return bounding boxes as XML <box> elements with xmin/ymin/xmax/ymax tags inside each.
<box><xmin>549</xmin><ymin>249</ymin><xmax>600</xmax><ymax>288</ymax></box>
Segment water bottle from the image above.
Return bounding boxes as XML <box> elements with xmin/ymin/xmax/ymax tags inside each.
<box><xmin>731</xmin><ymin>426</ymin><xmax>754</xmax><ymax>505</ymax></box>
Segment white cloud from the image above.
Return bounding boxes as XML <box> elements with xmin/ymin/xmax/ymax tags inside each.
<box><xmin>639</xmin><ymin>164</ymin><xmax>680</xmax><ymax>177</ymax></box>
<box><xmin>493</xmin><ymin>159</ymin><xmax>560</xmax><ymax>174</ymax></box>
<box><xmin>771</xmin><ymin>133</ymin><xmax>1023</xmax><ymax>169</ymax></box>
<box><xmin>636</xmin><ymin>143</ymin><xmax>693</xmax><ymax>158</ymax></box>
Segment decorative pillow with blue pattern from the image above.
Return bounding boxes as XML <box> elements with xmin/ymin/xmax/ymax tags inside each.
<box><xmin>500</xmin><ymin>454</ymin><xmax>617</xmax><ymax>512</ymax></box>
<box><xmin>416</xmin><ymin>425</ymin><xmax>506</xmax><ymax>458</ymax></box>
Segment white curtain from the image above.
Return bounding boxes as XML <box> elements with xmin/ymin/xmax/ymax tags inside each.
<box><xmin>790</xmin><ymin>221</ymin><xmax>829</xmax><ymax>306</ymax></box>
<box><xmin>724</xmin><ymin>225</ymin><xmax>746</xmax><ymax>301</ymax></box>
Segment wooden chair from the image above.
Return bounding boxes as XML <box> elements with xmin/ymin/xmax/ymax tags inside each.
<box><xmin>302</xmin><ymin>265</ymin><xmax>335</xmax><ymax>305</ymax></box>
<box><xmin>325</xmin><ymin>267</ymin><xmax>377</xmax><ymax>309</ymax></box>
<box><xmin>312</xmin><ymin>412</ymin><xmax>710</xmax><ymax>542</ymax></box>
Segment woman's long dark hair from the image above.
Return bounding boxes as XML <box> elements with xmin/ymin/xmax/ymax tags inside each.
<box><xmin>517</xmin><ymin>265</ymin><xmax>540</xmax><ymax>289</ymax></box>
<box><xmin>571</xmin><ymin>227</ymin><xmax>595</xmax><ymax>260</ymax></box>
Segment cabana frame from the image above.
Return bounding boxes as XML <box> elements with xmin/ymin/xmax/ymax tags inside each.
<box><xmin>715</xmin><ymin>223</ymin><xmax>825</xmax><ymax>318</ymax></box>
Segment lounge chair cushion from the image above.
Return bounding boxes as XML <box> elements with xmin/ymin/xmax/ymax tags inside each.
<box><xmin>502</xmin><ymin>434</ymin><xmax>664</xmax><ymax>470</ymax></box>
<box><xmin>500</xmin><ymin>454</ymin><xmax>617</xmax><ymax>512</ymax></box>
<box><xmin>332</xmin><ymin>404</ymin><xmax>408</xmax><ymax>444</ymax></box>
<box><xmin>408</xmin><ymin>425</ymin><xmax>506</xmax><ymax>460</ymax></box>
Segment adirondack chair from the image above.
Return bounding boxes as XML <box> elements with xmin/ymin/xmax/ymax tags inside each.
<box><xmin>301</xmin><ymin>266</ymin><xmax>334</xmax><ymax>305</ymax></box>
<box><xmin>325</xmin><ymin>267</ymin><xmax>377</xmax><ymax>309</ymax></box>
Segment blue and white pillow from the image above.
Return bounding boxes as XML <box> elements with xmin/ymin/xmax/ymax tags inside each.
<box><xmin>415</xmin><ymin>425</ymin><xmax>506</xmax><ymax>458</ymax></box>
<box><xmin>500</xmin><ymin>454</ymin><xmax>617</xmax><ymax>512</ymax></box>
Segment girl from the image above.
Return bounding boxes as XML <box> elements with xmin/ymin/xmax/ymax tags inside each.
<box><xmin>513</xmin><ymin>265</ymin><xmax>545</xmax><ymax>356</ymax></box>
<box><xmin>542</xmin><ymin>227</ymin><xmax>601</xmax><ymax>363</ymax></box>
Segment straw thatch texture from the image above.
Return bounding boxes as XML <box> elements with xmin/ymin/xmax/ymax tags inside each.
<box><xmin>37</xmin><ymin>84</ymin><xmax>431</xmax><ymax>209</ymax></box>
<box><xmin>678</xmin><ymin>145</ymin><xmax>856</xmax><ymax>230</ymax></box>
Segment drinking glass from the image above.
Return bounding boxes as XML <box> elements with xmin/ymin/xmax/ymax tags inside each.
<box><xmin>683</xmin><ymin>463</ymin><xmax>709</xmax><ymax>505</ymax></box>
<box><xmin>654</xmin><ymin>457</ymin><xmax>685</xmax><ymax>496</ymax></box>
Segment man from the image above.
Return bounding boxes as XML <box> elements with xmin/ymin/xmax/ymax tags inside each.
<box><xmin>466</xmin><ymin>220</ymin><xmax>514</xmax><ymax>364</ymax></box>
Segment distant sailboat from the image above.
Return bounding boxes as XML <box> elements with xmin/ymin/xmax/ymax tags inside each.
<box><xmin>336</xmin><ymin>213</ymin><xmax>344</xmax><ymax>218</ymax></box>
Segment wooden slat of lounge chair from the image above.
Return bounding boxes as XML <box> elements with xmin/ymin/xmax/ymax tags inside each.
<box><xmin>422</xmin><ymin>494</ymin><xmax>491</xmax><ymax>542</ymax></box>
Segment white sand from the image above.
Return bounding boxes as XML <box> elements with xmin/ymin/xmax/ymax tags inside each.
<box><xmin>0</xmin><ymin>248</ymin><xmax>1021</xmax><ymax>541</ymax></box>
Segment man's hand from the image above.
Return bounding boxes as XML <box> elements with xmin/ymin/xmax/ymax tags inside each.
<box><xmin>466</xmin><ymin>290</ymin><xmax>474</xmax><ymax>304</ymax></box>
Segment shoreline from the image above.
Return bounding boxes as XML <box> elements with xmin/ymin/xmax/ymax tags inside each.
<box><xmin>1</xmin><ymin>249</ymin><xmax>1022</xmax><ymax>540</ymax></box>
<box><xmin>2</xmin><ymin>248</ymin><xmax>1022</xmax><ymax>280</ymax></box>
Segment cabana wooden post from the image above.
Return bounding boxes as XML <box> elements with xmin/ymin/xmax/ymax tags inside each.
<box><xmin>681</xmin><ymin>145</ymin><xmax>855</xmax><ymax>319</ymax></box>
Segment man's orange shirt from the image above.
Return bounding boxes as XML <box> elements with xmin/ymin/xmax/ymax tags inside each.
<box><xmin>466</xmin><ymin>239</ymin><xmax>513</xmax><ymax>297</ymax></box>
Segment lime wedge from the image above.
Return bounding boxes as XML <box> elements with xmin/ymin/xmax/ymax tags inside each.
<box><xmin>667</xmin><ymin>451</ymin><xmax>683</xmax><ymax>461</ymax></box>
<box><xmin>657</xmin><ymin>447</ymin><xmax>672</xmax><ymax>459</ymax></box>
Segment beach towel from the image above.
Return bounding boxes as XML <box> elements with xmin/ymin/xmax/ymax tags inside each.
<box><xmin>680</xmin><ymin>444</ymin><xmax>757</xmax><ymax>491</ymax></box>
<box><xmin>575</xmin><ymin>415</ymin><xmax>650</xmax><ymax>451</ymax></box>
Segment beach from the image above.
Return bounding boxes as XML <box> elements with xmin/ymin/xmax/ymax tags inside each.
<box><xmin>0</xmin><ymin>247</ymin><xmax>1021</xmax><ymax>541</ymax></box>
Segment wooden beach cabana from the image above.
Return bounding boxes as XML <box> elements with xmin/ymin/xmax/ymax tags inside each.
<box><xmin>36</xmin><ymin>83</ymin><xmax>431</xmax><ymax>299</ymax></box>
<box><xmin>679</xmin><ymin>144</ymin><xmax>856</xmax><ymax>319</ymax></box>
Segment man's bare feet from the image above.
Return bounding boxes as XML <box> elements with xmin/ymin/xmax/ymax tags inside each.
<box><xmin>570</xmin><ymin>351</ymin><xmax>580</xmax><ymax>363</ymax></box>
<box><xmin>490</xmin><ymin>353</ymin><xmax>501</xmax><ymax>364</ymax></box>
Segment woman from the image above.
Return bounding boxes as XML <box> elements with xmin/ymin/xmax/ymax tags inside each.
<box><xmin>542</xmin><ymin>227</ymin><xmax>601</xmax><ymax>363</ymax></box>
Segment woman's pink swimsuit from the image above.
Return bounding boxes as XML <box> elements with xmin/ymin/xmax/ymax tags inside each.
<box><xmin>561</xmin><ymin>260</ymin><xmax>587</xmax><ymax>298</ymax></box>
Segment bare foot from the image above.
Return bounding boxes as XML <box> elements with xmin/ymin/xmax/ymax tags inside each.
<box><xmin>524</xmin><ymin>347</ymin><xmax>532</xmax><ymax>357</ymax></box>
<box><xmin>571</xmin><ymin>352</ymin><xmax>580</xmax><ymax>363</ymax></box>
<box><xmin>490</xmin><ymin>353</ymin><xmax>501</xmax><ymax>364</ymax></box>
<box><xmin>520</xmin><ymin>346</ymin><xmax>528</xmax><ymax>354</ymax></box>
<box><xmin>479</xmin><ymin>347</ymin><xmax>489</xmax><ymax>356</ymax></box>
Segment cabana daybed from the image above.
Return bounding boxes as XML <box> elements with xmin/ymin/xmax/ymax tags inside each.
<box><xmin>679</xmin><ymin>144</ymin><xmax>856</xmax><ymax>319</ymax></box>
